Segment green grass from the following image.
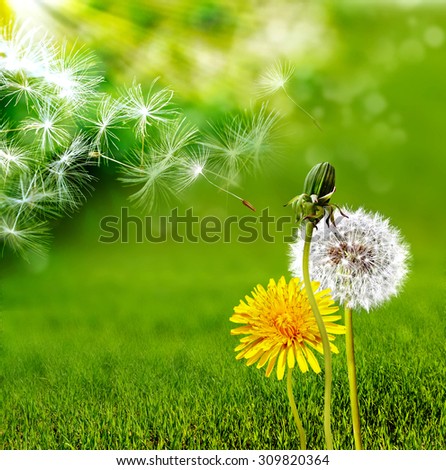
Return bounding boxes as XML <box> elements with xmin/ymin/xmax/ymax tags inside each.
<box><xmin>1</xmin><ymin>228</ymin><xmax>445</xmax><ymax>450</ymax></box>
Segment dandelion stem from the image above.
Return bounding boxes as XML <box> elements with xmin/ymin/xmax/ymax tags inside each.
<box><xmin>141</xmin><ymin>132</ymin><xmax>145</xmax><ymax>167</ymax></box>
<box><xmin>345</xmin><ymin>306</ymin><xmax>363</xmax><ymax>450</ymax></box>
<box><xmin>302</xmin><ymin>221</ymin><xmax>333</xmax><ymax>450</ymax></box>
<box><xmin>200</xmin><ymin>171</ymin><xmax>243</xmax><ymax>201</ymax></box>
<box><xmin>286</xmin><ymin>368</ymin><xmax>306</xmax><ymax>450</ymax></box>
<box><xmin>200</xmin><ymin>171</ymin><xmax>256</xmax><ymax>211</ymax></box>
<box><xmin>282</xmin><ymin>87</ymin><xmax>322</xmax><ymax>131</ymax></box>
<box><xmin>97</xmin><ymin>154</ymin><xmax>136</xmax><ymax>170</ymax></box>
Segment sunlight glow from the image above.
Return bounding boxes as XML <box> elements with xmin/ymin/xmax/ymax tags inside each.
<box><xmin>8</xmin><ymin>0</ymin><xmax>68</xmax><ymax>22</ymax></box>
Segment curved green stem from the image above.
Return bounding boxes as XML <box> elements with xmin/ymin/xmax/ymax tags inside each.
<box><xmin>302</xmin><ymin>221</ymin><xmax>333</xmax><ymax>450</ymax></box>
<box><xmin>345</xmin><ymin>306</ymin><xmax>363</xmax><ymax>450</ymax></box>
<box><xmin>286</xmin><ymin>368</ymin><xmax>306</xmax><ymax>450</ymax></box>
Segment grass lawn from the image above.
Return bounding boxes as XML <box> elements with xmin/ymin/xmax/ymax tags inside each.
<box><xmin>1</xmin><ymin>216</ymin><xmax>445</xmax><ymax>450</ymax></box>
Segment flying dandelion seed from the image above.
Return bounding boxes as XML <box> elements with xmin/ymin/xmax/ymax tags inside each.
<box><xmin>244</xmin><ymin>104</ymin><xmax>280</xmax><ymax>169</ymax></box>
<box><xmin>86</xmin><ymin>94</ymin><xmax>124</xmax><ymax>152</ymax></box>
<box><xmin>122</xmin><ymin>79</ymin><xmax>177</xmax><ymax>138</ymax></box>
<box><xmin>0</xmin><ymin>71</ymin><xmax>44</xmax><ymax>106</ymax></box>
<box><xmin>256</xmin><ymin>61</ymin><xmax>295</xmax><ymax>98</ymax></box>
<box><xmin>44</xmin><ymin>44</ymin><xmax>102</xmax><ymax>104</ymax></box>
<box><xmin>119</xmin><ymin>156</ymin><xmax>180</xmax><ymax>211</ymax></box>
<box><xmin>46</xmin><ymin>135</ymin><xmax>94</xmax><ymax>211</ymax></box>
<box><xmin>205</xmin><ymin>115</ymin><xmax>253</xmax><ymax>180</ymax></box>
<box><xmin>23</xmin><ymin>102</ymin><xmax>70</xmax><ymax>151</ymax></box>
<box><xmin>0</xmin><ymin>214</ymin><xmax>50</xmax><ymax>258</ymax></box>
<box><xmin>175</xmin><ymin>147</ymin><xmax>209</xmax><ymax>192</ymax></box>
<box><xmin>1</xmin><ymin>172</ymin><xmax>58</xmax><ymax>219</ymax></box>
<box><xmin>152</xmin><ymin>117</ymin><xmax>198</xmax><ymax>162</ymax></box>
<box><xmin>257</xmin><ymin>61</ymin><xmax>321</xmax><ymax>130</ymax></box>
<box><xmin>0</xmin><ymin>137</ymin><xmax>32</xmax><ymax>176</ymax></box>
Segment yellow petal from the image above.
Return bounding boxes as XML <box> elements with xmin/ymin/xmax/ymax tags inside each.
<box><xmin>294</xmin><ymin>345</ymin><xmax>309</xmax><ymax>373</ymax></box>
<box><xmin>265</xmin><ymin>351</ymin><xmax>279</xmax><ymax>377</ymax></box>
<box><xmin>276</xmin><ymin>346</ymin><xmax>287</xmax><ymax>380</ymax></box>
<box><xmin>257</xmin><ymin>350</ymin><xmax>272</xmax><ymax>369</ymax></box>
<box><xmin>246</xmin><ymin>349</ymin><xmax>265</xmax><ymax>366</ymax></box>
<box><xmin>304</xmin><ymin>346</ymin><xmax>321</xmax><ymax>373</ymax></box>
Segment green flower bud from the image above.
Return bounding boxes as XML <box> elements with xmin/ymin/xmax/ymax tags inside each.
<box><xmin>303</xmin><ymin>162</ymin><xmax>335</xmax><ymax>201</ymax></box>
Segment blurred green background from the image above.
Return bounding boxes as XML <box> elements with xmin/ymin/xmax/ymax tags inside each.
<box><xmin>1</xmin><ymin>0</ymin><xmax>445</xmax><ymax>450</ymax></box>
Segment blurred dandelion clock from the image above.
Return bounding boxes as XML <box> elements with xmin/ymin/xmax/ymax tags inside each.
<box><xmin>289</xmin><ymin>208</ymin><xmax>410</xmax><ymax>311</ymax></box>
<box><xmin>230</xmin><ymin>276</ymin><xmax>344</xmax><ymax>380</ymax></box>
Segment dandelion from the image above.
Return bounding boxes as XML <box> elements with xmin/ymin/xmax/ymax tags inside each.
<box><xmin>289</xmin><ymin>207</ymin><xmax>410</xmax><ymax>450</ymax></box>
<box><xmin>289</xmin><ymin>207</ymin><xmax>410</xmax><ymax>311</ymax></box>
<box><xmin>285</xmin><ymin>162</ymin><xmax>340</xmax><ymax>449</ymax></box>
<box><xmin>230</xmin><ymin>276</ymin><xmax>344</xmax><ymax>449</ymax></box>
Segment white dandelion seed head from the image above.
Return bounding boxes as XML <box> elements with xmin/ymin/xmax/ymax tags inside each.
<box><xmin>289</xmin><ymin>207</ymin><xmax>410</xmax><ymax>311</ymax></box>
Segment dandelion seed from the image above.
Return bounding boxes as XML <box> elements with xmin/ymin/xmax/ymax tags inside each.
<box><xmin>46</xmin><ymin>135</ymin><xmax>93</xmax><ymax>211</ymax></box>
<box><xmin>44</xmin><ymin>44</ymin><xmax>102</xmax><ymax>104</ymax></box>
<box><xmin>256</xmin><ymin>61</ymin><xmax>295</xmax><ymax>98</ymax></box>
<box><xmin>289</xmin><ymin>208</ymin><xmax>410</xmax><ymax>311</ymax></box>
<box><xmin>0</xmin><ymin>23</ymin><xmax>50</xmax><ymax>77</ymax></box>
<box><xmin>24</xmin><ymin>102</ymin><xmax>70</xmax><ymax>151</ymax></box>
<box><xmin>122</xmin><ymin>79</ymin><xmax>177</xmax><ymax>138</ymax></box>
<box><xmin>153</xmin><ymin>117</ymin><xmax>198</xmax><ymax>161</ymax></box>
<box><xmin>257</xmin><ymin>61</ymin><xmax>321</xmax><ymax>130</ymax></box>
<box><xmin>0</xmin><ymin>71</ymin><xmax>43</xmax><ymax>106</ymax></box>
<box><xmin>2</xmin><ymin>173</ymin><xmax>56</xmax><ymax>218</ymax></box>
<box><xmin>230</xmin><ymin>276</ymin><xmax>344</xmax><ymax>380</ymax></box>
<box><xmin>175</xmin><ymin>147</ymin><xmax>209</xmax><ymax>192</ymax></box>
<box><xmin>204</xmin><ymin>115</ymin><xmax>252</xmax><ymax>180</ymax></box>
<box><xmin>86</xmin><ymin>94</ymin><xmax>124</xmax><ymax>151</ymax></box>
<box><xmin>0</xmin><ymin>215</ymin><xmax>50</xmax><ymax>258</ymax></box>
<box><xmin>119</xmin><ymin>156</ymin><xmax>179</xmax><ymax>211</ymax></box>
<box><xmin>244</xmin><ymin>104</ymin><xmax>280</xmax><ymax>168</ymax></box>
<box><xmin>0</xmin><ymin>138</ymin><xmax>31</xmax><ymax>176</ymax></box>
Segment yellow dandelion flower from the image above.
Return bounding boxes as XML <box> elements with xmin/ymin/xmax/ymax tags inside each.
<box><xmin>230</xmin><ymin>276</ymin><xmax>345</xmax><ymax>380</ymax></box>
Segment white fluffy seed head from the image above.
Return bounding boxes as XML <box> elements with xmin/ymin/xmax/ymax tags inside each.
<box><xmin>289</xmin><ymin>207</ymin><xmax>410</xmax><ymax>311</ymax></box>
